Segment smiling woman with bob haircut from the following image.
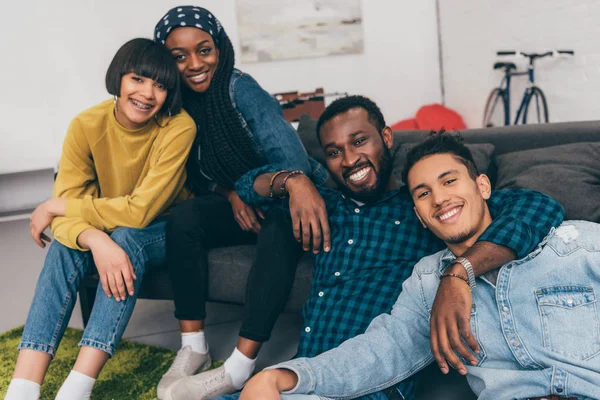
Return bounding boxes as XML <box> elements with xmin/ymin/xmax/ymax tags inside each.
<box><xmin>5</xmin><ymin>38</ymin><xmax>196</xmax><ymax>400</ymax></box>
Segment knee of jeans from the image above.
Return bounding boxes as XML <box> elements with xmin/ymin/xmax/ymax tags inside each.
<box><xmin>261</xmin><ymin>208</ymin><xmax>294</xmax><ymax>238</ymax></box>
<box><xmin>47</xmin><ymin>238</ymin><xmax>77</xmax><ymax>256</ymax></box>
<box><xmin>167</xmin><ymin>201</ymin><xmax>209</xmax><ymax>242</ymax></box>
<box><xmin>110</xmin><ymin>227</ymin><xmax>145</xmax><ymax>267</ymax></box>
<box><xmin>44</xmin><ymin>240</ymin><xmax>88</xmax><ymax>276</ymax></box>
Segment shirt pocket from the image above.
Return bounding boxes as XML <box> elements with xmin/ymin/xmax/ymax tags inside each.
<box><xmin>536</xmin><ymin>285</ymin><xmax>600</xmax><ymax>360</ymax></box>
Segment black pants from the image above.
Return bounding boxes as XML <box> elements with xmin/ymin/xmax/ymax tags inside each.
<box><xmin>166</xmin><ymin>193</ymin><xmax>303</xmax><ymax>342</ymax></box>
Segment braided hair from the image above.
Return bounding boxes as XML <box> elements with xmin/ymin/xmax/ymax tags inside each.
<box><xmin>183</xmin><ymin>28</ymin><xmax>261</xmax><ymax>191</ymax></box>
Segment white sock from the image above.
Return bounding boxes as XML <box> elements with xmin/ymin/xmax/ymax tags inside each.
<box><xmin>55</xmin><ymin>370</ymin><xmax>95</xmax><ymax>400</ymax></box>
<box><xmin>181</xmin><ymin>331</ymin><xmax>208</xmax><ymax>354</ymax></box>
<box><xmin>5</xmin><ymin>379</ymin><xmax>40</xmax><ymax>400</ymax></box>
<box><xmin>223</xmin><ymin>348</ymin><xmax>256</xmax><ymax>389</ymax></box>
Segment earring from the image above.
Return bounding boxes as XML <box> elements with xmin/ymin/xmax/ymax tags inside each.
<box><xmin>168</xmin><ymin>108</ymin><xmax>172</xmax><ymax>118</ymax></box>
<box><xmin>113</xmin><ymin>95</ymin><xmax>118</xmax><ymax>111</ymax></box>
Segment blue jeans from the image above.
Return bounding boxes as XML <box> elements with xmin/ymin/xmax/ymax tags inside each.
<box><xmin>214</xmin><ymin>392</ymin><xmax>388</xmax><ymax>399</ymax></box>
<box><xmin>19</xmin><ymin>219</ymin><xmax>167</xmax><ymax>357</ymax></box>
<box><xmin>215</xmin><ymin>393</ymin><xmax>320</xmax><ymax>400</ymax></box>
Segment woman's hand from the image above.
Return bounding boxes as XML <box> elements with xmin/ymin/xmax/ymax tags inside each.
<box><xmin>30</xmin><ymin>198</ymin><xmax>68</xmax><ymax>248</ymax></box>
<box><xmin>227</xmin><ymin>190</ymin><xmax>264</xmax><ymax>233</ymax></box>
<box><xmin>78</xmin><ymin>229</ymin><xmax>137</xmax><ymax>302</ymax></box>
<box><xmin>286</xmin><ymin>174</ymin><xmax>330</xmax><ymax>253</ymax></box>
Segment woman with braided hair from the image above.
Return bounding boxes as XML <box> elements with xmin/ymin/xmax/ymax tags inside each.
<box><xmin>153</xmin><ymin>6</ymin><xmax>329</xmax><ymax>399</ymax></box>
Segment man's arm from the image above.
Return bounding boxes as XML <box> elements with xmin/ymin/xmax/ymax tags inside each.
<box><xmin>239</xmin><ymin>268</ymin><xmax>434</xmax><ymax>399</ymax></box>
<box><xmin>234</xmin><ymin>165</ymin><xmax>282</xmax><ymax>207</ymax></box>
<box><xmin>429</xmin><ymin>189</ymin><xmax>565</xmax><ymax>374</ymax></box>
<box><xmin>235</xmin><ymin>165</ymin><xmax>331</xmax><ymax>253</ymax></box>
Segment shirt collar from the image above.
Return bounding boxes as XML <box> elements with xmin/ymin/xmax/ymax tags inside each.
<box><xmin>340</xmin><ymin>187</ymin><xmax>406</xmax><ymax>208</ymax></box>
<box><xmin>439</xmin><ymin>248</ymin><xmax>458</xmax><ymax>273</ymax></box>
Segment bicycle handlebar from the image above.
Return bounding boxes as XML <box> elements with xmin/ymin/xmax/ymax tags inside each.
<box><xmin>497</xmin><ymin>50</ymin><xmax>575</xmax><ymax>58</ymax></box>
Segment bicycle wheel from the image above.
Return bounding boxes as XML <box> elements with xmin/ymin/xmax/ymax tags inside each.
<box><xmin>522</xmin><ymin>86</ymin><xmax>549</xmax><ymax>124</ymax></box>
<box><xmin>482</xmin><ymin>88</ymin><xmax>507</xmax><ymax>128</ymax></box>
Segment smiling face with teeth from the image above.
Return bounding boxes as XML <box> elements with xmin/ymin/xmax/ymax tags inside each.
<box><xmin>407</xmin><ymin>153</ymin><xmax>493</xmax><ymax>253</ymax></box>
<box><xmin>114</xmin><ymin>73</ymin><xmax>168</xmax><ymax>130</ymax></box>
<box><xmin>320</xmin><ymin>107</ymin><xmax>396</xmax><ymax>203</ymax></box>
<box><xmin>165</xmin><ymin>27</ymin><xmax>219</xmax><ymax>93</ymax></box>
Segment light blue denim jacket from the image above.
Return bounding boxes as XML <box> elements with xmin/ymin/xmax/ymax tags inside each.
<box><xmin>197</xmin><ymin>69</ymin><xmax>328</xmax><ymax>187</ymax></box>
<box><xmin>271</xmin><ymin>221</ymin><xmax>600</xmax><ymax>400</ymax></box>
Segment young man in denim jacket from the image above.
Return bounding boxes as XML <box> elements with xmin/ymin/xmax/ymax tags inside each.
<box><xmin>238</xmin><ymin>132</ymin><xmax>600</xmax><ymax>400</ymax></box>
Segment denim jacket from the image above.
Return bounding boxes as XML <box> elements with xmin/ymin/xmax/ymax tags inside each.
<box><xmin>227</xmin><ymin>69</ymin><xmax>328</xmax><ymax>184</ymax></box>
<box><xmin>272</xmin><ymin>221</ymin><xmax>600</xmax><ymax>400</ymax></box>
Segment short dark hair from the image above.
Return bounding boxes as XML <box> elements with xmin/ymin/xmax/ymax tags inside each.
<box><xmin>105</xmin><ymin>38</ymin><xmax>182</xmax><ymax>117</ymax></box>
<box><xmin>401</xmin><ymin>131</ymin><xmax>480</xmax><ymax>187</ymax></box>
<box><xmin>316</xmin><ymin>95</ymin><xmax>386</xmax><ymax>142</ymax></box>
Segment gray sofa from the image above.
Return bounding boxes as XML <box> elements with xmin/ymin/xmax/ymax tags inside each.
<box><xmin>79</xmin><ymin>119</ymin><xmax>600</xmax><ymax>399</ymax></box>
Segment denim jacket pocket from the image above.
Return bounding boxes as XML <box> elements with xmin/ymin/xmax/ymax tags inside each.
<box><xmin>458</xmin><ymin>304</ymin><xmax>487</xmax><ymax>367</ymax></box>
<box><xmin>536</xmin><ymin>285</ymin><xmax>600</xmax><ymax>360</ymax></box>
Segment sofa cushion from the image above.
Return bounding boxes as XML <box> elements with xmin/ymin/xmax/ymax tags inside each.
<box><xmin>297</xmin><ymin>113</ymin><xmax>326</xmax><ymax>165</ymax></box>
<box><xmin>392</xmin><ymin>142</ymin><xmax>496</xmax><ymax>186</ymax></box>
<box><xmin>495</xmin><ymin>142</ymin><xmax>600</xmax><ymax>222</ymax></box>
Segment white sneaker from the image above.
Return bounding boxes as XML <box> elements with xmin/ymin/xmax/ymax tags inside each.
<box><xmin>157</xmin><ymin>346</ymin><xmax>212</xmax><ymax>399</ymax></box>
<box><xmin>164</xmin><ymin>365</ymin><xmax>236</xmax><ymax>400</ymax></box>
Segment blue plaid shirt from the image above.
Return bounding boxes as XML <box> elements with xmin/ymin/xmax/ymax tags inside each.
<box><xmin>236</xmin><ymin>167</ymin><xmax>564</xmax><ymax>400</ymax></box>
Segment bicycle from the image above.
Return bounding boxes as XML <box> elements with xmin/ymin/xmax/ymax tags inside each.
<box><xmin>482</xmin><ymin>50</ymin><xmax>574</xmax><ymax>127</ymax></box>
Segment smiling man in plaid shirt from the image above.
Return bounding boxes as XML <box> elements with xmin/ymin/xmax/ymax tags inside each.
<box><xmin>181</xmin><ymin>96</ymin><xmax>564</xmax><ymax>400</ymax></box>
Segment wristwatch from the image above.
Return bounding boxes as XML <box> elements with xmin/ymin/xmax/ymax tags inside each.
<box><xmin>454</xmin><ymin>257</ymin><xmax>476</xmax><ymax>289</ymax></box>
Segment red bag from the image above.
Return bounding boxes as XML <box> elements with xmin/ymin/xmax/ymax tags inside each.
<box><xmin>415</xmin><ymin>104</ymin><xmax>466</xmax><ymax>131</ymax></box>
<box><xmin>390</xmin><ymin>118</ymin><xmax>418</xmax><ymax>131</ymax></box>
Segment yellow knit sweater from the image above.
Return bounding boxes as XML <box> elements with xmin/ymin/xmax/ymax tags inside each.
<box><xmin>50</xmin><ymin>99</ymin><xmax>196</xmax><ymax>250</ymax></box>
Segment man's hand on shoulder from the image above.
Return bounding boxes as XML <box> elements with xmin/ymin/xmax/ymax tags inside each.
<box><xmin>430</xmin><ymin>263</ymin><xmax>480</xmax><ymax>376</ymax></box>
<box><xmin>239</xmin><ymin>369</ymin><xmax>298</xmax><ymax>400</ymax></box>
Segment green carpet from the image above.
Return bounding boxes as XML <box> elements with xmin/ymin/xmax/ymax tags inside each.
<box><xmin>0</xmin><ymin>326</ymin><xmax>222</xmax><ymax>399</ymax></box>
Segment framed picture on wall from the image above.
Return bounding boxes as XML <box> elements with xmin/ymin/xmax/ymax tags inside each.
<box><xmin>237</xmin><ymin>0</ymin><xmax>364</xmax><ymax>63</ymax></box>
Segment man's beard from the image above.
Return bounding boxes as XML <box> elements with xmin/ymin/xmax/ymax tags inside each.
<box><xmin>444</xmin><ymin>228</ymin><xmax>479</xmax><ymax>244</ymax></box>
<box><xmin>441</xmin><ymin>202</ymin><xmax>486</xmax><ymax>245</ymax></box>
<box><xmin>333</xmin><ymin>146</ymin><xmax>393</xmax><ymax>204</ymax></box>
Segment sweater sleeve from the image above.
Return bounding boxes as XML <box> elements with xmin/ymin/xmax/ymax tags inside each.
<box><xmin>64</xmin><ymin>116</ymin><xmax>196</xmax><ymax>232</ymax></box>
<box><xmin>50</xmin><ymin>117</ymin><xmax>99</xmax><ymax>250</ymax></box>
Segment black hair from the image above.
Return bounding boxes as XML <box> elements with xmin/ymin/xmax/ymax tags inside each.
<box><xmin>106</xmin><ymin>38</ymin><xmax>182</xmax><ymax>117</ymax></box>
<box><xmin>179</xmin><ymin>28</ymin><xmax>261</xmax><ymax>191</ymax></box>
<box><xmin>316</xmin><ymin>95</ymin><xmax>386</xmax><ymax>142</ymax></box>
<box><xmin>401</xmin><ymin>130</ymin><xmax>480</xmax><ymax>187</ymax></box>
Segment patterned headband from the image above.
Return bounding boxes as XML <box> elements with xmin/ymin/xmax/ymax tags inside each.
<box><xmin>154</xmin><ymin>6</ymin><xmax>222</xmax><ymax>46</ymax></box>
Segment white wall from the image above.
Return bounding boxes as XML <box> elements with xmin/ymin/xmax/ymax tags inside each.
<box><xmin>439</xmin><ymin>0</ymin><xmax>600</xmax><ymax>128</ymax></box>
<box><xmin>0</xmin><ymin>0</ymin><xmax>441</xmax><ymax>175</ymax></box>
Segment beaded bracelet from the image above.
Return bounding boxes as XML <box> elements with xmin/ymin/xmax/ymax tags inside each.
<box><xmin>440</xmin><ymin>273</ymin><xmax>470</xmax><ymax>286</ymax></box>
<box><xmin>269</xmin><ymin>170</ymin><xmax>289</xmax><ymax>198</ymax></box>
<box><xmin>279</xmin><ymin>170</ymin><xmax>305</xmax><ymax>197</ymax></box>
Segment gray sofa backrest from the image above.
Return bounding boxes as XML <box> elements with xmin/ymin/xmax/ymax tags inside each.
<box><xmin>393</xmin><ymin>120</ymin><xmax>600</xmax><ymax>155</ymax></box>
